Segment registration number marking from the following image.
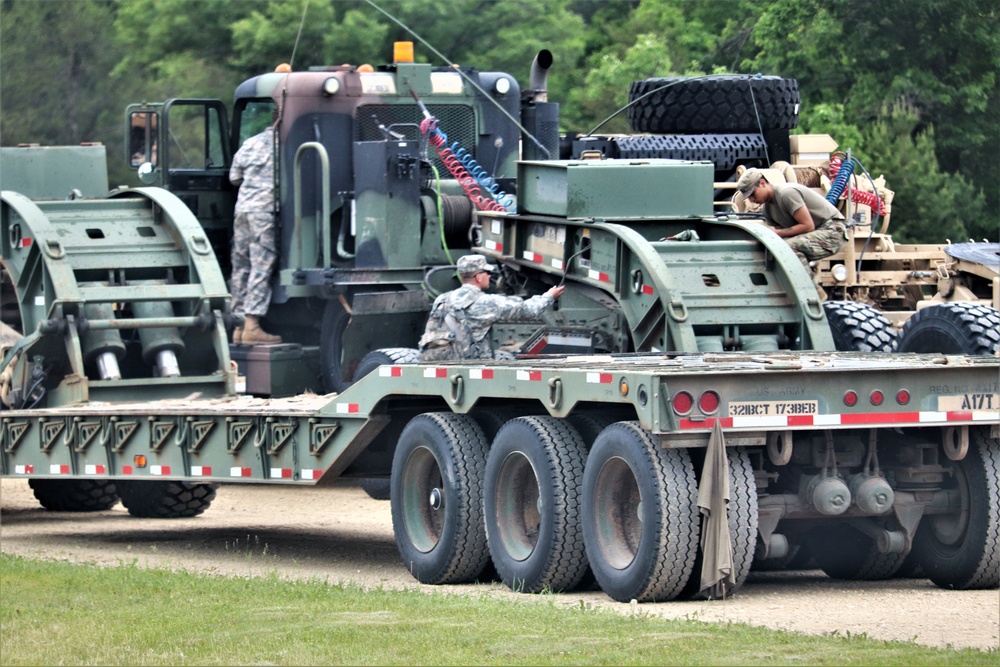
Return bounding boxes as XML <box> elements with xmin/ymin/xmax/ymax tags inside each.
<box><xmin>727</xmin><ymin>400</ymin><xmax>818</xmax><ymax>417</ymax></box>
<box><xmin>937</xmin><ymin>393</ymin><xmax>1000</xmax><ymax>412</ymax></box>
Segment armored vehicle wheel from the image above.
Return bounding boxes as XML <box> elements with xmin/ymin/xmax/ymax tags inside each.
<box><xmin>582</xmin><ymin>422</ymin><xmax>699</xmax><ymax>602</ymax></box>
<box><xmin>807</xmin><ymin>523</ymin><xmax>908</xmax><ymax>580</ymax></box>
<box><xmin>320</xmin><ymin>300</ymin><xmax>352</xmax><ymax>392</ymax></box>
<box><xmin>391</xmin><ymin>413</ymin><xmax>490</xmax><ymax>585</ymax></box>
<box><xmin>484</xmin><ymin>417</ymin><xmax>589</xmax><ymax>593</ymax></box>
<box><xmin>678</xmin><ymin>447</ymin><xmax>758</xmax><ymax>599</ymax></box>
<box><xmin>627</xmin><ymin>75</ymin><xmax>799</xmax><ymax>135</ymax></box>
<box><xmin>28</xmin><ymin>479</ymin><xmax>119</xmax><ymax>512</ymax></box>
<box><xmin>895</xmin><ymin>303</ymin><xmax>1000</xmax><ymax>355</ymax></box>
<box><xmin>116</xmin><ymin>480</ymin><xmax>217</xmax><ymax>518</ymax></box>
<box><xmin>912</xmin><ymin>427</ymin><xmax>1000</xmax><ymax>590</ymax></box>
<box><xmin>823</xmin><ymin>301</ymin><xmax>897</xmax><ymax>352</ymax></box>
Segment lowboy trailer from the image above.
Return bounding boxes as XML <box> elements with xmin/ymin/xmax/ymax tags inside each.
<box><xmin>2</xmin><ymin>351</ymin><xmax>998</xmax><ymax>602</ymax></box>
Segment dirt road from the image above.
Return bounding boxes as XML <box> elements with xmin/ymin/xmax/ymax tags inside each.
<box><xmin>1</xmin><ymin>479</ymin><xmax>997</xmax><ymax>651</ymax></box>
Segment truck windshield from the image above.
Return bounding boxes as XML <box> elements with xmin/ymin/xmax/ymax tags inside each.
<box><xmin>237</xmin><ymin>100</ymin><xmax>276</xmax><ymax>145</ymax></box>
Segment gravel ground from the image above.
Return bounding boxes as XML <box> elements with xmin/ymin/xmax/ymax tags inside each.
<box><xmin>1</xmin><ymin>478</ymin><xmax>997</xmax><ymax>651</ymax></box>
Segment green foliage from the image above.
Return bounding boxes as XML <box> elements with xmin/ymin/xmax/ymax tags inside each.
<box><xmin>737</xmin><ymin>0</ymin><xmax>999</xmax><ymax>238</ymax></box>
<box><xmin>230</xmin><ymin>0</ymin><xmax>336</xmax><ymax>73</ymax></box>
<box><xmin>0</xmin><ymin>0</ymin><xmax>994</xmax><ymax>243</ymax></box>
<box><xmin>863</xmin><ymin>102</ymin><xmax>985</xmax><ymax>244</ymax></box>
<box><xmin>324</xmin><ymin>8</ymin><xmax>391</xmax><ymax>67</ymax></box>
<box><xmin>2</xmin><ymin>554</ymin><xmax>996</xmax><ymax>666</ymax></box>
<box><xmin>0</xmin><ymin>0</ymin><xmax>122</xmax><ymax>145</ymax></box>
<box><xmin>796</xmin><ymin>103</ymin><xmax>868</xmax><ymax>164</ymax></box>
<box><xmin>567</xmin><ymin>34</ymin><xmax>673</xmax><ymax>134</ymax></box>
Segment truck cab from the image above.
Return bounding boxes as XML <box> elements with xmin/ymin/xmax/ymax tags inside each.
<box><xmin>126</xmin><ymin>48</ymin><xmax>551</xmax><ymax>392</ymax></box>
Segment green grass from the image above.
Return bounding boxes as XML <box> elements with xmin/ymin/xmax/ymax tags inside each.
<box><xmin>0</xmin><ymin>553</ymin><xmax>994</xmax><ymax>666</ymax></box>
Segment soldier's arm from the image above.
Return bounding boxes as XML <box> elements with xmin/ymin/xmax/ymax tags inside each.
<box><xmin>773</xmin><ymin>192</ymin><xmax>814</xmax><ymax>238</ymax></box>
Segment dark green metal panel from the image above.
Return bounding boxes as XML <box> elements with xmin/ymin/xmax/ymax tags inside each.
<box><xmin>517</xmin><ymin>159</ymin><xmax>714</xmax><ymax>220</ymax></box>
<box><xmin>0</xmin><ymin>146</ymin><xmax>109</xmax><ymax>200</ymax></box>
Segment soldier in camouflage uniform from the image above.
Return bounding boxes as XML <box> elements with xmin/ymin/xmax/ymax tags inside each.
<box><xmin>737</xmin><ymin>167</ymin><xmax>847</xmax><ymax>271</ymax></box>
<box><xmin>229</xmin><ymin>111</ymin><xmax>281</xmax><ymax>345</ymax></box>
<box><xmin>418</xmin><ymin>255</ymin><xmax>566</xmax><ymax>362</ymax></box>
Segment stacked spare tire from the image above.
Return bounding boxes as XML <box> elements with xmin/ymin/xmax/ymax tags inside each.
<box><xmin>573</xmin><ymin>75</ymin><xmax>800</xmax><ymax>177</ymax></box>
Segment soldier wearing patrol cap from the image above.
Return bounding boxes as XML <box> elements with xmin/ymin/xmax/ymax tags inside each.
<box><xmin>737</xmin><ymin>167</ymin><xmax>847</xmax><ymax>271</ymax></box>
<box><xmin>418</xmin><ymin>255</ymin><xmax>565</xmax><ymax>361</ymax></box>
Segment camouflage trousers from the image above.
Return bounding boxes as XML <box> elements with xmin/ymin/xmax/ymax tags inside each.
<box><xmin>230</xmin><ymin>211</ymin><xmax>277</xmax><ymax>317</ymax></box>
<box><xmin>786</xmin><ymin>221</ymin><xmax>847</xmax><ymax>270</ymax></box>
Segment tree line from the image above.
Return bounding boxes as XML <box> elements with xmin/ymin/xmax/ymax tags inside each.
<box><xmin>1</xmin><ymin>0</ymin><xmax>996</xmax><ymax>243</ymax></box>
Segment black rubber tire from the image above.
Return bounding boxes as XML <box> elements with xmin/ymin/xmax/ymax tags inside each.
<box><xmin>562</xmin><ymin>412</ymin><xmax>629</xmax><ymax>593</ymax></box>
<box><xmin>484</xmin><ymin>416</ymin><xmax>589</xmax><ymax>593</ymax></box>
<box><xmin>807</xmin><ymin>523</ymin><xmax>908</xmax><ymax>580</ymax></box>
<box><xmin>582</xmin><ymin>421</ymin><xmax>699</xmax><ymax>602</ymax></box>
<box><xmin>823</xmin><ymin>301</ymin><xmax>897</xmax><ymax>352</ymax></box>
<box><xmin>320</xmin><ymin>300</ymin><xmax>352</xmax><ymax>392</ymax></box>
<box><xmin>627</xmin><ymin>75</ymin><xmax>799</xmax><ymax>135</ymax></box>
<box><xmin>28</xmin><ymin>479</ymin><xmax>119</xmax><ymax>512</ymax></box>
<box><xmin>894</xmin><ymin>550</ymin><xmax>925</xmax><ymax>579</ymax></box>
<box><xmin>390</xmin><ymin>412</ymin><xmax>490</xmax><ymax>585</ymax></box>
<box><xmin>116</xmin><ymin>480</ymin><xmax>217</xmax><ymax>518</ymax></box>
<box><xmin>912</xmin><ymin>426</ymin><xmax>999</xmax><ymax>589</ymax></box>
<box><xmin>566</xmin><ymin>410</ymin><xmax>632</xmax><ymax>448</ymax></box>
<box><xmin>353</xmin><ymin>348</ymin><xmax>421</xmax><ymax>382</ymax></box>
<box><xmin>608</xmin><ymin>133</ymin><xmax>768</xmax><ymax>172</ymax></box>
<box><xmin>360</xmin><ymin>477</ymin><xmax>391</xmax><ymax>501</ymax></box>
<box><xmin>352</xmin><ymin>349</ymin><xmax>420</xmax><ymax>500</ymax></box>
<box><xmin>678</xmin><ymin>447</ymin><xmax>759</xmax><ymax>599</ymax></box>
<box><xmin>895</xmin><ymin>303</ymin><xmax>1000</xmax><ymax>355</ymax></box>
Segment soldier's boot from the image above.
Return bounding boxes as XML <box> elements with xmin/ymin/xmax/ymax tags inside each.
<box><xmin>242</xmin><ymin>315</ymin><xmax>282</xmax><ymax>344</ymax></box>
<box><xmin>232</xmin><ymin>326</ymin><xmax>243</xmax><ymax>345</ymax></box>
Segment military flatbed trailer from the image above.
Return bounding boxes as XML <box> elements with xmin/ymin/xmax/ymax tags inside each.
<box><xmin>3</xmin><ymin>351</ymin><xmax>998</xmax><ymax>602</ymax></box>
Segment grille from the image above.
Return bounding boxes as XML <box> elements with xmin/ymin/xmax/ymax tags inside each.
<box><xmin>357</xmin><ymin>104</ymin><xmax>476</xmax><ymax>173</ymax></box>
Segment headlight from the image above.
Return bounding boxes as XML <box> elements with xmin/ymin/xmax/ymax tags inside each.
<box><xmin>322</xmin><ymin>77</ymin><xmax>341</xmax><ymax>96</ymax></box>
<box><xmin>494</xmin><ymin>77</ymin><xmax>511</xmax><ymax>96</ymax></box>
<box><xmin>832</xmin><ymin>264</ymin><xmax>848</xmax><ymax>282</ymax></box>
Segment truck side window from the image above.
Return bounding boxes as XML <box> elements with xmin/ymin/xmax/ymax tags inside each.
<box><xmin>129</xmin><ymin>111</ymin><xmax>158</xmax><ymax>168</ymax></box>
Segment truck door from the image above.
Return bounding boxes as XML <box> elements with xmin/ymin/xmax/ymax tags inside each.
<box><xmin>137</xmin><ymin>99</ymin><xmax>236</xmax><ymax>270</ymax></box>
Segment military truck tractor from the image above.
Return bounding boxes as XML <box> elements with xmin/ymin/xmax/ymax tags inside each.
<box><xmin>3</xmin><ymin>47</ymin><xmax>999</xmax><ymax>599</ymax></box>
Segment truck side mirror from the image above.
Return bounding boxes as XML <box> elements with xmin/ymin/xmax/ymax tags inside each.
<box><xmin>137</xmin><ymin>162</ymin><xmax>156</xmax><ymax>184</ymax></box>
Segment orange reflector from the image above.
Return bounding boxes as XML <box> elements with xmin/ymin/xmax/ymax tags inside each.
<box><xmin>133</xmin><ymin>455</ymin><xmax>147</xmax><ymax>468</ymax></box>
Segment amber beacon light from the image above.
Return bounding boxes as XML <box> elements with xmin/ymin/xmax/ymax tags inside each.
<box><xmin>394</xmin><ymin>41</ymin><xmax>414</xmax><ymax>63</ymax></box>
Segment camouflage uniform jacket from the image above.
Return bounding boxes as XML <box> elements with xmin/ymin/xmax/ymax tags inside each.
<box><xmin>419</xmin><ymin>284</ymin><xmax>556</xmax><ymax>361</ymax></box>
<box><xmin>230</xmin><ymin>127</ymin><xmax>275</xmax><ymax>216</ymax></box>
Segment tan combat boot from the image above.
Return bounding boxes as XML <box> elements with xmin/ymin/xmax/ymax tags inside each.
<box><xmin>232</xmin><ymin>326</ymin><xmax>243</xmax><ymax>345</ymax></box>
<box><xmin>242</xmin><ymin>315</ymin><xmax>282</xmax><ymax>344</ymax></box>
